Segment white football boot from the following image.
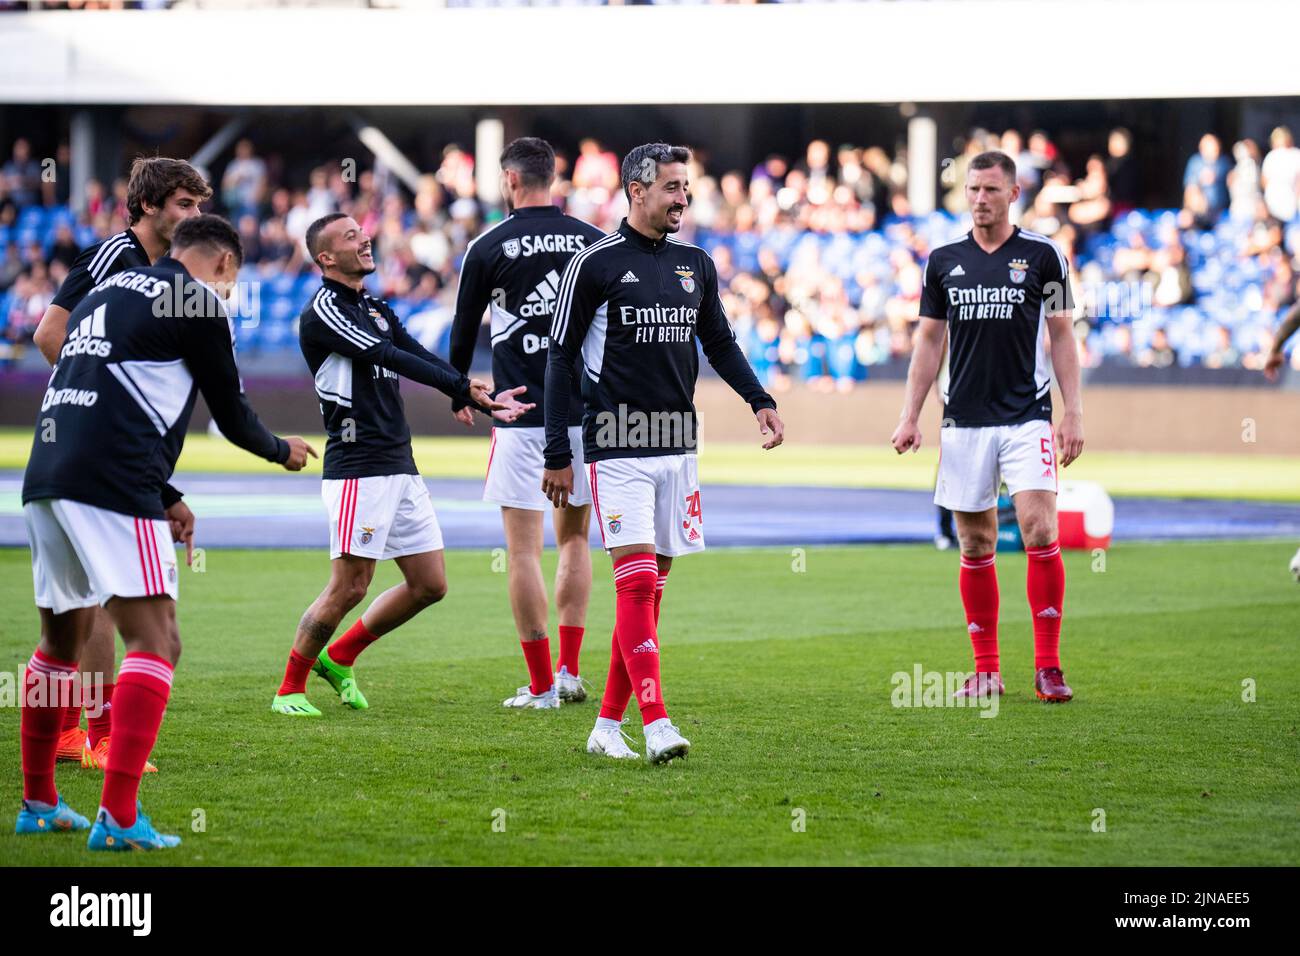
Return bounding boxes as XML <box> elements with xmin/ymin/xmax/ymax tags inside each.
<box><xmin>586</xmin><ymin>721</ymin><xmax>640</xmax><ymax>760</ymax></box>
<box><xmin>643</xmin><ymin>719</ymin><xmax>691</xmax><ymax>764</ymax></box>
<box><xmin>555</xmin><ymin>666</ymin><xmax>589</xmax><ymax>703</ymax></box>
<box><xmin>502</xmin><ymin>683</ymin><xmax>560</xmax><ymax>709</ymax></box>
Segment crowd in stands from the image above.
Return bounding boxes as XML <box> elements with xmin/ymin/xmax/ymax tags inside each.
<box><xmin>2</xmin><ymin>125</ymin><xmax>1299</xmax><ymax>385</ymax></box>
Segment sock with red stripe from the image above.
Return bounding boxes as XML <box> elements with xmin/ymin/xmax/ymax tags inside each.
<box><xmin>61</xmin><ymin>702</ymin><xmax>81</xmax><ymax>733</ymax></box>
<box><xmin>100</xmin><ymin>653</ymin><xmax>173</xmax><ymax>829</ymax></box>
<box><xmin>22</xmin><ymin>649</ymin><xmax>77</xmax><ymax>806</ymax></box>
<box><xmin>612</xmin><ymin>554</ymin><xmax>668</xmax><ymax>726</ymax></box>
<box><xmin>87</xmin><ymin>681</ymin><xmax>114</xmax><ymax>749</ymax></box>
<box><xmin>327</xmin><ymin>618</ymin><xmax>379</xmax><ymax>667</ymax></box>
<box><xmin>1026</xmin><ymin>540</ymin><xmax>1065</xmax><ymax>669</ymax></box>
<box><xmin>959</xmin><ymin>552</ymin><xmax>1000</xmax><ymax>673</ymax></box>
<box><xmin>277</xmin><ymin>649</ymin><xmax>316</xmax><ymax>696</ymax></box>
<box><xmin>557</xmin><ymin>625</ymin><xmax>584</xmax><ymax>677</ymax></box>
<box><xmin>521</xmin><ymin>637</ymin><xmax>554</xmax><ymax>695</ymax></box>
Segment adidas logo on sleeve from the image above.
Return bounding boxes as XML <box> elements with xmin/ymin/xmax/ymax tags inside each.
<box><xmin>949</xmin><ymin>265</ymin><xmax>966</xmax><ymax>277</ymax></box>
<box><xmin>620</xmin><ymin>271</ymin><xmax>639</xmax><ymax>283</ymax></box>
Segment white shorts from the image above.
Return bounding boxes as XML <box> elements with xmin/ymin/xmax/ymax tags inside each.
<box><xmin>484</xmin><ymin>425</ymin><xmax>591</xmax><ymax>511</ymax></box>
<box><xmin>322</xmin><ymin>474</ymin><xmax>444</xmax><ymax>560</ymax></box>
<box><xmin>588</xmin><ymin>455</ymin><xmax>704</xmax><ymax>557</ymax></box>
<box><xmin>935</xmin><ymin>419</ymin><xmax>1058</xmax><ymax>513</ymax></box>
<box><xmin>25</xmin><ymin>499</ymin><xmax>178</xmax><ymax>614</ymax></box>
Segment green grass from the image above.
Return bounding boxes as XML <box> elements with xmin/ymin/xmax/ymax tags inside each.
<box><xmin>1</xmin><ymin>540</ymin><xmax>1297</xmax><ymax>866</ymax></box>
<box><xmin>1</xmin><ymin>428</ymin><xmax>1299</xmax><ymax>500</ymax></box>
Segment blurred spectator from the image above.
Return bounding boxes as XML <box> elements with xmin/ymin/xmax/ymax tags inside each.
<box><xmin>1106</xmin><ymin>128</ymin><xmax>1140</xmax><ymax>213</ymax></box>
<box><xmin>1068</xmin><ymin>155</ymin><xmax>1112</xmax><ymax>232</ymax></box>
<box><xmin>1181</xmin><ymin>134</ymin><xmax>1231</xmax><ymax>229</ymax></box>
<box><xmin>4</xmin><ymin>139</ymin><xmax>43</xmax><ymax>207</ymax></box>
<box><xmin>1139</xmin><ymin>327</ymin><xmax>1178</xmax><ymax>368</ymax></box>
<box><xmin>221</xmin><ymin>138</ymin><xmax>267</xmax><ymax>218</ymax></box>
<box><xmin>48</xmin><ymin>223</ymin><xmax>79</xmax><ymax>270</ymax></box>
<box><xmin>1261</xmin><ymin>126</ymin><xmax>1300</xmax><ymax>223</ymax></box>
<box><xmin>1227</xmin><ymin>139</ymin><xmax>1262</xmax><ymax>221</ymax></box>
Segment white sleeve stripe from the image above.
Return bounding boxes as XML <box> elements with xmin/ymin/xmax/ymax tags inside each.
<box><xmin>87</xmin><ymin>232</ymin><xmax>126</xmax><ymax>278</ymax></box>
<box><xmin>313</xmin><ymin>290</ymin><xmax>380</xmax><ymax>349</ymax></box>
<box><xmin>551</xmin><ymin>233</ymin><xmax>623</xmax><ymax>346</ymax></box>
<box><xmin>88</xmin><ymin>236</ymin><xmax>128</xmax><ymax>283</ymax></box>
<box><xmin>553</xmin><ymin>232</ymin><xmax>623</xmax><ymax>342</ymax></box>
<box><xmin>1019</xmin><ymin>230</ymin><xmax>1068</xmax><ymax>277</ymax></box>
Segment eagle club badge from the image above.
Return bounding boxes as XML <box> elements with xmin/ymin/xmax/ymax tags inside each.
<box><xmin>675</xmin><ymin>267</ymin><xmax>695</xmax><ymax>293</ymax></box>
<box><xmin>369</xmin><ymin>308</ymin><xmax>389</xmax><ymax>332</ymax></box>
<box><xmin>607</xmin><ymin>513</ymin><xmax>622</xmax><ymax>535</ymax></box>
<box><xmin>502</xmin><ymin>238</ymin><xmax>521</xmax><ymax>260</ymax></box>
<box><xmin>359</xmin><ymin>526</ymin><xmax>375</xmax><ymax>545</ymax></box>
<box><xmin>1008</xmin><ymin>258</ymin><xmax>1029</xmax><ymax>284</ymax></box>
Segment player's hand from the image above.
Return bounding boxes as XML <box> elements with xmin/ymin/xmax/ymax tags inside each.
<box><xmin>542</xmin><ymin>465</ymin><xmax>574</xmax><ymax>509</ymax></box>
<box><xmin>282</xmin><ymin>436</ymin><xmax>318</xmax><ymax>471</ymax></box>
<box><xmin>1057</xmin><ymin>411</ymin><xmax>1084</xmax><ymax>467</ymax></box>
<box><xmin>891</xmin><ymin>418</ymin><xmax>922</xmax><ymax>454</ymax></box>
<box><xmin>468</xmin><ymin>379</ymin><xmax>506</xmax><ymax>413</ymax></box>
<box><xmin>757</xmin><ymin>407</ymin><xmax>784</xmax><ymax>449</ymax></box>
<box><xmin>1263</xmin><ymin>351</ymin><xmax>1285</xmax><ymax>382</ymax></box>
<box><xmin>490</xmin><ymin>385</ymin><xmax>536</xmax><ymax>424</ymax></box>
<box><xmin>164</xmin><ymin>500</ymin><xmax>195</xmax><ymax>567</ymax></box>
<box><xmin>452</xmin><ymin>406</ymin><xmax>475</xmax><ymax>428</ymax></box>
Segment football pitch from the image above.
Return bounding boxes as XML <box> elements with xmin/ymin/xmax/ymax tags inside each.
<box><xmin>1</xmin><ymin>539</ymin><xmax>1296</xmax><ymax>867</ymax></box>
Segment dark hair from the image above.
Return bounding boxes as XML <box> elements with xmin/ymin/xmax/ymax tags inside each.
<box><xmin>305</xmin><ymin>212</ymin><xmax>349</xmax><ymax>267</ymax></box>
<box><xmin>968</xmin><ymin>150</ymin><xmax>1017</xmax><ymax>182</ymax></box>
<box><xmin>500</xmin><ymin>137</ymin><xmax>555</xmax><ymax>190</ymax></box>
<box><xmin>170</xmin><ymin>214</ymin><xmax>243</xmax><ymax>266</ymax></box>
<box><xmin>621</xmin><ymin>142</ymin><xmax>692</xmax><ymax>201</ymax></box>
<box><xmin>126</xmin><ymin>157</ymin><xmax>212</xmax><ymax>225</ymax></box>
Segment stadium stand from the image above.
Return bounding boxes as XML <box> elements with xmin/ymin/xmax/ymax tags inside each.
<box><xmin>1</xmin><ymin>129</ymin><xmax>1297</xmax><ymax>383</ymax></box>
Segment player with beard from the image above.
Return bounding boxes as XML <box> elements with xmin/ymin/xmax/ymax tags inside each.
<box><xmin>542</xmin><ymin>143</ymin><xmax>784</xmax><ymax>762</ymax></box>
<box><xmin>892</xmin><ymin>150</ymin><xmax>1084</xmax><ymax>702</ymax></box>
<box><xmin>450</xmin><ymin>137</ymin><xmax>604</xmax><ymax>711</ymax></box>
<box><xmin>272</xmin><ymin>214</ymin><xmax>531</xmax><ymax>717</ymax></box>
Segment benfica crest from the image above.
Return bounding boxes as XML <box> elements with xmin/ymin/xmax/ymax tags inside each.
<box><xmin>1008</xmin><ymin>258</ymin><xmax>1029</xmax><ymax>284</ymax></box>
<box><xmin>359</xmin><ymin>526</ymin><xmax>375</xmax><ymax>545</ymax></box>
<box><xmin>502</xmin><ymin>238</ymin><xmax>521</xmax><ymax>259</ymax></box>
<box><xmin>607</xmin><ymin>513</ymin><xmax>622</xmax><ymax>535</ymax></box>
<box><xmin>675</xmin><ymin>267</ymin><xmax>695</xmax><ymax>293</ymax></box>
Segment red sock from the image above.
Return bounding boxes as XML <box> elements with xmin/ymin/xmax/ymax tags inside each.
<box><xmin>654</xmin><ymin>570</ymin><xmax>669</xmax><ymax>625</ymax></box>
<box><xmin>277</xmin><ymin>649</ymin><xmax>316</xmax><ymax>696</ymax></box>
<box><xmin>61</xmin><ymin>703</ymin><xmax>81</xmax><ymax>733</ymax></box>
<box><xmin>557</xmin><ymin>625</ymin><xmax>584</xmax><ymax>676</ymax></box>
<box><xmin>598</xmin><ymin>629</ymin><xmax>632</xmax><ymax>721</ymax></box>
<box><xmin>327</xmin><ymin>618</ymin><xmax>379</xmax><ymax>667</ymax></box>
<box><xmin>959</xmin><ymin>552</ymin><xmax>1000</xmax><ymax>673</ymax></box>
<box><xmin>521</xmin><ymin>638</ymin><xmax>554</xmax><ymax>695</ymax></box>
<box><xmin>100</xmin><ymin>653</ymin><xmax>173</xmax><ymax>828</ymax></box>
<box><xmin>1026</xmin><ymin>540</ymin><xmax>1065</xmax><ymax>669</ymax></box>
<box><xmin>87</xmin><ymin>681</ymin><xmax>114</xmax><ymax>749</ymax></box>
<box><xmin>613</xmin><ymin>554</ymin><xmax>667</xmax><ymax>726</ymax></box>
<box><xmin>21</xmin><ymin>649</ymin><xmax>77</xmax><ymax>806</ymax></box>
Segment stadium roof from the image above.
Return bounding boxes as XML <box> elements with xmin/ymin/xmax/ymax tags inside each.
<box><xmin>1</xmin><ymin>1</ymin><xmax>1297</xmax><ymax>106</ymax></box>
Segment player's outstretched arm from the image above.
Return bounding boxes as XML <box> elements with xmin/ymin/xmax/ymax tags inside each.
<box><xmin>1264</xmin><ymin>301</ymin><xmax>1300</xmax><ymax>382</ymax></box>
<box><xmin>182</xmin><ymin>301</ymin><xmax>315</xmax><ymax>470</ymax></box>
<box><xmin>1046</xmin><ymin>311</ymin><xmax>1084</xmax><ymax>467</ymax></box>
<box><xmin>891</xmin><ymin>317</ymin><xmax>947</xmax><ymax>454</ymax></box>
<box><xmin>695</xmin><ymin>262</ymin><xmax>783</xmax><ymax>448</ymax></box>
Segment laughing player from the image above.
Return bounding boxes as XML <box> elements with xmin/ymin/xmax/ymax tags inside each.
<box><xmin>450</xmin><ymin>137</ymin><xmax>604</xmax><ymax>710</ymax></box>
<box><xmin>18</xmin><ymin>215</ymin><xmax>313</xmax><ymax>850</ymax></box>
<box><xmin>891</xmin><ymin>150</ymin><xmax>1084</xmax><ymax>702</ymax></box>
<box><xmin>272</xmin><ymin>214</ymin><xmax>530</xmax><ymax>717</ymax></box>
<box><xmin>542</xmin><ymin>143</ymin><xmax>784</xmax><ymax>762</ymax></box>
